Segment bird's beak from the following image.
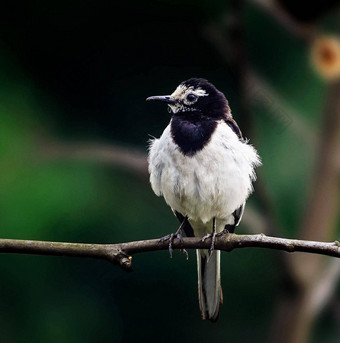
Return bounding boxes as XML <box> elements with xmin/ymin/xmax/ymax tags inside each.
<box><xmin>146</xmin><ymin>95</ymin><xmax>176</xmax><ymax>105</ymax></box>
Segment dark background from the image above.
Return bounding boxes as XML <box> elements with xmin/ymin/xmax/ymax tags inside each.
<box><xmin>0</xmin><ymin>1</ymin><xmax>339</xmax><ymax>342</ymax></box>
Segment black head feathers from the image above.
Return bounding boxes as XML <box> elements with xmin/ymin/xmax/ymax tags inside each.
<box><xmin>178</xmin><ymin>78</ymin><xmax>230</xmax><ymax>119</ymax></box>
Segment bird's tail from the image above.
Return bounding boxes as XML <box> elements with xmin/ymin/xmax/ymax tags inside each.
<box><xmin>197</xmin><ymin>249</ymin><xmax>222</xmax><ymax>322</ymax></box>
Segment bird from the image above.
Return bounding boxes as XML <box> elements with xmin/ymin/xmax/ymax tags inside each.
<box><xmin>146</xmin><ymin>78</ymin><xmax>261</xmax><ymax>322</ymax></box>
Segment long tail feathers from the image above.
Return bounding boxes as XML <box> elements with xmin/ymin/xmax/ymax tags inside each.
<box><xmin>197</xmin><ymin>249</ymin><xmax>222</xmax><ymax>322</ymax></box>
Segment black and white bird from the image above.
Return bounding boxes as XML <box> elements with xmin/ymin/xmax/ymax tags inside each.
<box><xmin>146</xmin><ymin>78</ymin><xmax>261</xmax><ymax>322</ymax></box>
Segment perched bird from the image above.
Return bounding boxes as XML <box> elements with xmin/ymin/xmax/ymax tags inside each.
<box><xmin>147</xmin><ymin>78</ymin><xmax>261</xmax><ymax>322</ymax></box>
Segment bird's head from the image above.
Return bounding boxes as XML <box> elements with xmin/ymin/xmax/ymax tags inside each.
<box><xmin>146</xmin><ymin>78</ymin><xmax>230</xmax><ymax>119</ymax></box>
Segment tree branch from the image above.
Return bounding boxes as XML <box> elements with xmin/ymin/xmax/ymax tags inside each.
<box><xmin>1</xmin><ymin>234</ymin><xmax>340</xmax><ymax>272</ymax></box>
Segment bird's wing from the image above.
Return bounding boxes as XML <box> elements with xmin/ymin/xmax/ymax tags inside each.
<box><xmin>225</xmin><ymin>203</ymin><xmax>245</xmax><ymax>233</ymax></box>
<box><xmin>173</xmin><ymin>210</ymin><xmax>195</xmax><ymax>237</ymax></box>
<box><xmin>223</xmin><ymin>117</ymin><xmax>245</xmax><ymax>233</ymax></box>
<box><xmin>233</xmin><ymin>202</ymin><xmax>245</xmax><ymax>227</ymax></box>
<box><xmin>224</xmin><ymin>117</ymin><xmax>243</xmax><ymax>141</ymax></box>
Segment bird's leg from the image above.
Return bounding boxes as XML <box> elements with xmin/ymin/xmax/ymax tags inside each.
<box><xmin>159</xmin><ymin>217</ymin><xmax>188</xmax><ymax>259</ymax></box>
<box><xmin>201</xmin><ymin>217</ymin><xmax>216</xmax><ymax>256</ymax></box>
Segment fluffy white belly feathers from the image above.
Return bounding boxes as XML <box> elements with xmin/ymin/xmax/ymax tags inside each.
<box><xmin>148</xmin><ymin>120</ymin><xmax>261</xmax><ymax>229</ymax></box>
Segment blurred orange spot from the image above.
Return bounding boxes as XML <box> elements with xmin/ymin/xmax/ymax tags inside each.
<box><xmin>311</xmin><ymin>36</ymin><xmax>340</xmax><ymax>81</ymax></box>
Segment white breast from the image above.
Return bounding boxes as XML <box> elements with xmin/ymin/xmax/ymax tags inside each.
<box><xmin>148</xmin><ymin>120</ymin><xmax>261</xmax><ymax>231</ymax></box>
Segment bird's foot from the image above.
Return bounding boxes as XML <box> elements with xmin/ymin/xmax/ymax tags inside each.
<box><xmin>216</xmin><ymin>227</ymin><xmax>230</xmax><ymax>237</ymax></box>
<box><xmin>201</xmin><ymin>231</ymin><xmax>217</xmax><ymax>257</ymax></box>
<box><xmin>159</xmin><ymin>230</ymin><xmax>188</xmax><ymax>259</ymax></box>
<box><xmin>201</xmin><ymin>217</ymin><xmax>218</xmax><ymax>257</ymax></box>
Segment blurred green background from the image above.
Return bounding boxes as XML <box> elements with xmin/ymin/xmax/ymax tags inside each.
<box><xmin>0</xmin><ymin>1</ymin><xmax>339</xmax><ymax>342</ymax></box>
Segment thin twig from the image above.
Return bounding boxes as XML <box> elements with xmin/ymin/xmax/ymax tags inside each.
<box><xmin>1</xmin><ymin>235</ymin><xmax>340</xmax><ymax>272</ymax></box>
<box><xmin>39</xmin><ymin>140</ymin><xmax>149</xmax><ymax>177</ymax></box>
<box><xmin>247</xmin><ymin>71</ymin><xmax>316</xmax><ymax>146</ymax></box>
<box><xmin>308</xmin><ymin>259</ymin><xmax>340</xmax><ymax>316</ymax></box>
<box><xmin>247</xmin><ymin>0</ymin><xmax>317</xmax><ymax>40</ymax></box>
<box><xmin>204</xmin><ymin>23</ymin><xmax>316</xmax><ymax>146</ymax></box>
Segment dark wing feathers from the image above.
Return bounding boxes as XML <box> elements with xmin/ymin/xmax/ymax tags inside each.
<box><xmin>225</xmin><ymin>203</ymin><xmax>245</xmax><ymax>233</ymax></box>
<box><xmin>175</xmin><ymin>203</ymin><xmax>244</xmax><ymax>236</ymax></box>
<box><xmin>224</xmin><ymin>117</ymin><xmax>243</xmax><ymax>141</ymax></box>
<box><xmin>233</xmin><ymin>203</ymin><xmax>245</xmax><ymax>227</ymax></box>
<box><xmin>174</xmin><ymin>210</ymin><xmax>195</xmax><ymax>237</ymax></box>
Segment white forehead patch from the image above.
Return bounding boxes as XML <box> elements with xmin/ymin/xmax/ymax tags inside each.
<box><xmin>168</xmin><ymin>84</ymin><xmax>209</xmax><ymax>114</ymax></box>
<box><xmin>170</xmin><ymin>84</ymin><xmax>208</xmax><ymax>100</ymax></box>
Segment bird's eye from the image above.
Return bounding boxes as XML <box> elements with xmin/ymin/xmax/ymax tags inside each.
<box><xmin>186</xmin><ymin>93</ymin><xmax>197</xmax><ymax>102</ymax></box>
